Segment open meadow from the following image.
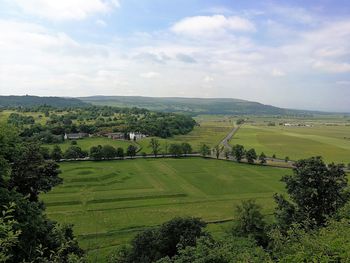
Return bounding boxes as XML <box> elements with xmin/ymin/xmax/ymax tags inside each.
<box><xmin>41</xmin><ymin>157</ymin><xmax>290</xmax><ymax>261</ymax></box>
<box><xmin>231</xmin><ymin>124</ymin><xmax>350</xmax><ymax>164</ymax></box>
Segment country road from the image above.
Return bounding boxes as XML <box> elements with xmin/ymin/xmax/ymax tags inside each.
<box><xmin>220</xmin><ymin>125</ymin><xmax>241</xmax><ymax>151</ymax></box>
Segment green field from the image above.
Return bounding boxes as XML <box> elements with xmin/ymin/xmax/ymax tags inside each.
<box><xmin>231</xmin><ymin>124</ymin><xmax>350</xmax><ymax>163</ymax></box>
<box><xmin>137</xmin><ymin>116</ymin><xmax>234</xmax><ymax>154</ymax></box>
<box><xmin>41</xmin><ymin>158</ymin><xmax>290</xmax><ymax>261</ymax></box>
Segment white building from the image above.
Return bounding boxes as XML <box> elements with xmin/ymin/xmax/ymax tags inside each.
<box><xmin>129</xmin><ymin>132</ymin><xmax>146</xmax><ymax>140</ymax></box>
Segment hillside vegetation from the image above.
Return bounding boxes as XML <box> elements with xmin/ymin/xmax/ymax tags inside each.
<box><xmin>80</xmin><ymin>96</ymin><xmax>320</xmax><ymax>115</ymax></box>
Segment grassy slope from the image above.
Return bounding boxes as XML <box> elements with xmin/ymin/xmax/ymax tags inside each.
<box><xmin>41</xmin><ymin>158</ymin><xmax>290</xmax><ymax>261</ymax></box>
<box><xmin>231</xmin><ymin>124</ymin><xmax>350</xmax><ymax>163</ymax></box>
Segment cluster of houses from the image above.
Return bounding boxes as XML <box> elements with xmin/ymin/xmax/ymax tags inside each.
<box><xmin>64</xmin><ymin>131</ymin><xmax>147</xmax><ymax>141</ymax></box>
<box><xmin>283</xmin><ymin>123</ymin><xmax>313</xmax><ymax>127</ymax></box>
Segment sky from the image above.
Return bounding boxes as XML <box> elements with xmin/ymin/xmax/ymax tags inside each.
<box><xmin>0</xmin><ymin>0</ymin><xmax>350</xmax><ymax>112</ymax></box>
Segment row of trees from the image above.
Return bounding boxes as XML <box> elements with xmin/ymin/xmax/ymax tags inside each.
<box><xmin>46</xmin><ymin>144</ymin><xmax>138</xmax><ymax>161</ymax></box>
<box><xmin>108</xmin><ymin>156</ymin><xmax>350</xmax><ymax>262</ymax></box>
<box><xmin>148</xmin><ymin>138</ymin><xmax>192</xmax><ymax>157</ymax></box>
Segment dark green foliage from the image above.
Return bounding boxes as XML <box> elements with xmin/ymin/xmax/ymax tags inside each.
<box><xmin>157</xmin><ymin>236</ymin><xmax>271</xmax><ymax>263</ymax></box>
<box><xmin>109</xmin><ymin>217</ymin><xmax>206</xmax><ymax>263</ymax></box>
<box><xmin>245</xmin><ymin>148</ymin><xmax>257</xmax><ymax>164</ymax></box>
<box><xmin>90</xmin><ymin>145</ymin><xmax>103</xmax><ymax>160</ymax></box>
<box><xmin>236</xmin><ymin>118</ymin><xmax>245</xmax><ymax>125</ymax></box>
<box><xmin>232</xmin><ymin>200</ymin><xmax>268</xmax><ymax>247</ymax></box>
<box><xmin>8</xmin><ymin>143</ymin><xmax>62</xmax><ymax>202</ymax></box>
<box><xmin>64</xmin><ymin>146</ymin><xmax>88</xmax><ymax>159</ymax></box>
<box><xmin>259</xmin><ymin>152</ymin><xmax>267</xmax><ymax>164</ymax></box>
<box><xmin>231</xmin><ymin>144</ymin><xmax>245</xmax><ymax>162</ymax></box>
<box><xmin>51</xmin><ymin>145</ymin><xmax>63</xmax><ymax>161</ymax></box>
<box><xmin>168</xmin><ymin>144</ymin><xmax>183</xmax><ymax>157</ymax></box>
<box><xmin>275</xmin><ymin>157</ymin><xmax>349</xmax><ymax>229</ymax></box>
<box><xmin>149</xmin><ymin>138</ymin><xmax>161</xmax><ymax>157</ymax></box>
<box><xmin>213</xmin><ymin>145</ymin><xmax>223</xmax><ymax>159</ymax></box>
<box><xmin>102</xmin><ymin>145</ymin><xmax>117</xmax><ymax>159</ymax></box>
<box><xmin>126</xmin><ymin>145</ymin><xmax>137</xmax><ymax>158</ymax></box>
<box><xmin>116</xmin><ymin>147</ymin><xmax>124</xmax><ymax>158</ymax></box>
<box><xmin>181</xmin><ymin>143</ymin><xmax>192</xmax><ymax>156</ymax></box>
<box><xmin>7</xmin><ymin>113</ymin><xmax>34</xmax><ymax>126</ymax></box>
<box><xmin>285</xmin><ymin>156</ymin><xmax>289</xmax><ymax>162</ymax></box>
<box><xmin>199</xmin><ymin>144</ymin><xmax>210</xmax><ymax>157</ymax></box>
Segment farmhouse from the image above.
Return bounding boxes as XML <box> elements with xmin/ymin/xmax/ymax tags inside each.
<box><xmin>129</xmin><ymin>132</ymin><xmax>147</xmax><ymax>140</ymax></box>
<box><xmin>106</xmin><ymin>132</ymin><xmax>124</xmax><ymax>140</ymax></box>
<box><xmin>64</xmin><ymin>133</ymin><xmax>88</xmax><ymax>140</ymax></box>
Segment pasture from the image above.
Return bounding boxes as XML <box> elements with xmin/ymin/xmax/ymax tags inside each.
<box><xmin>137</xmin><ymin>115</ymin><xmax>234</xmax><ymax>153</ymax></box>
<box><xmin>41</xmin><ymin>158</ymin><xmax>290</xmax><ymax>261</ymax></box>
<box><xmin>231</xmin><ymin>124</ymin><xmax>350</xmax><ymax>163</ymax></box>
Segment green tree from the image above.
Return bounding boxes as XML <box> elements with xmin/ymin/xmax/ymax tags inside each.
<box><xmin>64</xmin><ymin>146</ymin><xmax>88</xmax><ymax>159</ymax></box>
<box><xmin>102</xmin><ymin>145</ymin><xmax>117</xmax><ymax>159</ymax></box>
<box><xmin>90</xmin><ymin>145</ymin><xmax>103</xmax><ymax>160</ymax></box>
<box><xmin>232</xmin><ymin>200</ymin><xmax>267</xmax><ymax>246</ymax></box>
<box><xmin>116</xmin><ymin>147</ymin><xmax>124</xmax><ymax>158</ymax></box>
<box><xmin>169</xmin><ymin>144</ymin><xmax>183</xmax><ymax>157</ymax></box>
<box><xmin>259</xmin><ymin>152</ymin><xmax>267</xmax><ymax>164</ymax></box>
<box><xmin>181</xmin><ymin>143</ymin><xmax>192</xmax><ymax>156</ymax></box>
<box><xmin>213</xmin><ymin>145</ymin><xmax>223</xmax><ymax>159</ymax></box>
<box><xmin>245</xmin><ymin>148</ymin><xmax>257</xmax><ymax>164</ymax></box>
<box><xmin>8</xmin><ymin>143</ymin><xmax>62</xmax><ymax>202</ymax></box>
<box><xmin>274</xmin><ymin>157</ymin><xmax>349</xmax><ymax>229</ymax></box>
<box><xmin>51</xmin><ymin>145</ymin><xmax>63</xmax><ymax>161</ymax></box>
<box><xmin>199</xmin><ymin>144</ymin><xmax>210</xmax><ymax>157</ymax></box>
<box><xmin>149</xmin><ymin>138</ymin><xmax>161</xmax><ymax>157</ymax></box>
<box><xmin>110</xmin><ymin>217</ymin><xmax>206</xmax><ymax>263</ymax></box>
<box><xmin>127</xmin><ymin>145</ymin><xmax>137</xmax><ymax>158</ymax></box>
<box><xmin>285</xmin><ymin>156</ymin><xmax>290</xmax><ymax>163</ymax></box>
<box><xmin>232</xmin><ymin>144</ymin><xmax>245</xmax><ymax>162</ymax></box>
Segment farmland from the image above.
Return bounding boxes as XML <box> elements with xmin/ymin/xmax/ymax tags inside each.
<box><xmin>41</xmin><ymin>158</ymin><xmax>290</xmax><ymax>261</ymax></box>
<box><xmin>231</xmin><ymin>124</ymin><xmax>350</xmax><ymax>163</ymax></box>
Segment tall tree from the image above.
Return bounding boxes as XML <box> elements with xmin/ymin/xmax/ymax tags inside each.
<box><xmin>149</xmin><ymin>138</ymin><xmax>161</xmax><ymax>157</ymax></box>
<box><xmin>245</xmin><ymin>148</ymin><xmax>257</xmax><ymax>164</ymax></box>
<box><xmin>231</xmin><ymin>144</ymin><xmax>245</xmax><ymax>162</ymax></box>
<box><xmin>90</xmin><ymin>145</ymin><xmax>103</xmax><ymax>160</ymax></box>
<box><xmin>259</xmin><ymin>152</ymin><xmax>267</xmax><ymax>164</ymax></box>
<box><xmin>199</xmin><ymin>144</ymin><xmax>210</xmax><ymax>157</ymax></box>
<box><xmin>127</xmin><ymin>145</ymin><xmax>137</xmax><ymax>158</ymax></box>
<box><xmin>181</xmin><ymin>143</ymin><xmax>192</xmax><ymax>156</ymax></box>
<box><xmin>8</xmin><ymin>143</ymin><xmax>62</xmax><ymax>202</ymax></box>
<box><xmin>213</xmin><ymin>145</ymin><xmax>223</xmax><ymax>159</ymax></box>
<box><xmin>274</xmin><ymin>157</ymin><xmax>349</xmax><ymax>229</ymax></box>
<box><xmin>51</xmin><ymin>145</ymin><xmax>63</xmax><ymax>161</ymax></box>
<box><xmin>102</xmin><ymin>145</ymin><xmax>117</xmax><ymax>159</ymax></box>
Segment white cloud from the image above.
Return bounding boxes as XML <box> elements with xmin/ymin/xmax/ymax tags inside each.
<box><xmin>203</xmin><ymin>76</ymin><xmax>214</xmax><ymax>82</ymax></box>
<box><xmin>10</xmin><ymin>0</ymin><xmax>119</xmax><ymax>21</ymax></box>
<box><xmin>171</xmin><ymin>15</ymin><xmax>255</xmax><ymax>36</ymax></box>
<box><xmin>271</xmin><ymin>69</ymin><xmax>285</xmax><ymax>77</ymax></box>
<box><xmin>313</xmin><ymin>61</ymin><xmax>350</xmax><ymax>73</ymax></box>
<box><xmin>140</xmin><ymin>72</ymin><xmax>160</xmax><ymax>78</ymax></box>
<box><xmin>96</xmin><ymin>19</ymin><xmax>107</xmax><ymax>27</ymax></box>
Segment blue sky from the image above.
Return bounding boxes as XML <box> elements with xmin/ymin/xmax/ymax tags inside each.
<box><xmin>0</xmin><ymin>0</ymin><xmax>349</xmax><ymax>112</ymax></box>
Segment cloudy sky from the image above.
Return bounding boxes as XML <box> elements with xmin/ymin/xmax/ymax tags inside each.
<box><xmin>0</xmin><ymin>0</ymin><xmax>349</xmax><ymax>112</ymax></box>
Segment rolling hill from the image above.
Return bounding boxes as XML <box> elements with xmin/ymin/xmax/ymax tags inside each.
<box><xmin>0</xmin><ymin>95</ymin><xmax>88</xmax><ymax>108</ymax></box>
<box><xmin>79</xmin><ymin>96</ymin><xmax>317</xmax><ymax>115</ymax></box>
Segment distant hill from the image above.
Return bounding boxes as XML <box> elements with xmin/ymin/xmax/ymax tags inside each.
<box><xmin>79</xmin><ymin>96</ymin><xmax>317</xmax><ymax>115</ymax></box>
<box><xmin>0</xmin><ymin>95</ymin><xmax>88</xmax><ymax>108</ymax></box>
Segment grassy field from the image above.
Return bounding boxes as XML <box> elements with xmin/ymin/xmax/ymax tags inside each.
<box><xmin>41</xmin><ymin>158</ymin><xmax>290</xmax><ymax>262</ymax></box>
<box><xmin>137</xmin><ymin>115</ymin><xmax>234</xmax><ymax>154</ymax></box>
<box><xmin>43</xmin><ymin>137</ymin><xmax>138</xmax><ymax>152</ymax></box>
<box><xmin>231</xmin><ymin>124</ymin><xmax>350</xmax><ymax>163</ymax></box>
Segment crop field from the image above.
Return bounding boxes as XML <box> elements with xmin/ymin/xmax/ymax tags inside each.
<box><xmin>41</xmin><ymin>158</ymin><xmax>290</xmax><ymax>261</ymax></box>
<box><xmin>137</xmin><ymin>116</ymin><xmax>234</xmax><ymax>153</ymax></box>
<box><xmin>231</xmin><ymin>124</ymin><xmax>350</xmax><ymax>163</ymax></box>
<box><xmin>43</xmin><ymin>137</ymin><xmax>138</xmax><ymax>152</ymax></box>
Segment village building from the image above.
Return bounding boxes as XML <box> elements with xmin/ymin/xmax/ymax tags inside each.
<box><xmin>105</xmin><ymin>132</ymin><xmax>124</xmax><ymax>140</ymax></box>
<box><xmin>64</xmin><ymin>133</ymin><xmax>88</xmax><ymax>140</ymax></box>
<box><xmin>129</xmin><ymin>132</ymin><xmax>147</xmax><ymax>140</ymax></box>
